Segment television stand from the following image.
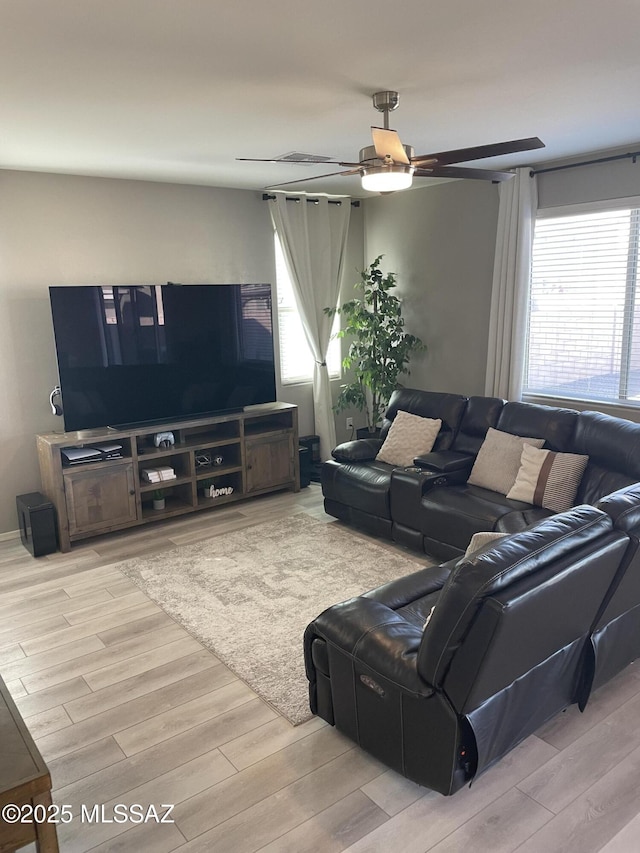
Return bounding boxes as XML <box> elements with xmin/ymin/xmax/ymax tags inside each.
<box><xmin>37</xmin><ymin>403</ymin><xmax>299</xmax><ymax>552</ymax></box>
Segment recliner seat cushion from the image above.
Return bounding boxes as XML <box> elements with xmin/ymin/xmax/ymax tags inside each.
<box><xmin>420</xmin><ymin>483</ymin><xmax>546</xmax><ymax>552</ymax></box>
<box><xmin>495</xmin><ymin>506</ymin><xmax>555</xmax><ymax>533</ymax></box>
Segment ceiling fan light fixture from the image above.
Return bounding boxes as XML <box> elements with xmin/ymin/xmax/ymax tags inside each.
<box><xmin>361</xmin><ymin>164</ymin><xmax>414</xmax><ymax>193</ymax></box>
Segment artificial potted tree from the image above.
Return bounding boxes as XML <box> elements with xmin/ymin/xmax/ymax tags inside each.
<box><xmin>326</xmin><ymin>255</ymin><xmax>425</xmax><ymax>434</ymax></box>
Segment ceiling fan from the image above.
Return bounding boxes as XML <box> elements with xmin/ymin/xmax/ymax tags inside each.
<box><xmin>238</xmin><ymin>91</ymin><xmax>544</xmax><ymax>193</ymax></box>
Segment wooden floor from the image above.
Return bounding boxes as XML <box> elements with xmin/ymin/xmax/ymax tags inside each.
<box><xmin>2</xmin><ymin>484</ymin><xmax>640</xmax><ymax>852</ymax></box>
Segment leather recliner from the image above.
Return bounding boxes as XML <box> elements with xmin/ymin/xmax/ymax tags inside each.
<box><xmin>321</xmin><ymin>389</ymin><xmax>468</xmax><ymax>538</ymax></box>
<box><xmin>304</xmin><ymin>504</ymin><xmax>632</xmax><ymax>795</ymax></box>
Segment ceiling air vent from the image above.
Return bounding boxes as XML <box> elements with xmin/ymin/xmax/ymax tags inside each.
<box><xmin>276</xmin><ymin>152</ymin><xmax>333</xmax><ymax>163</ymax></box>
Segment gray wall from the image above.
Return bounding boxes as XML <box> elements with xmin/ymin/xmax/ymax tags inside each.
<box><xmin>3</xmin><ymin>148</ymin><xmax>637</xmax><ymax>535</ymax></box>
<box><xmin>362</xmin><ymin>179</ymin><xmax>500</xmax><ymax>398</ymax></box>
<box><xmin>0</xmin><ymin>170</ymin><xmax>361</xmax><ymax>534</ymax></box>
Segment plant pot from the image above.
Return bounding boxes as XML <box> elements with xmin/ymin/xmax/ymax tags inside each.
<box><xmin>152</xmin><ymin>498</ymin><xmax>165</xmax><ymax>510</ymax></box>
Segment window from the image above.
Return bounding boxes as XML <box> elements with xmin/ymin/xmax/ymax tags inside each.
<box><xmin>274</xmin><ymin>234</ymin><xmax>341</xmax><ymax>384</ymax></box>
<box><xmin>524</xmin><ymin>202</ymin><xmax>640</xmax><ymax>406</ymax></box>
<box><xmin>237</xmin><ymin>283</ymin><xmax>274</xmax><ymax>363</ymax></box>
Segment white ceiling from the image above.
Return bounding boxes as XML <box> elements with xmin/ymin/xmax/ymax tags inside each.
<box><xmin>2</xmin><ymin>0</ymin><xmax>640</xmax><ymax>197</ymax></box>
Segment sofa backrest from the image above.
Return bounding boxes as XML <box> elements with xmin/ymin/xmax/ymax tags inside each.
<box><xmin>417</xmin><ymin>505</ymin><xmax>615</xmax><ymax>690</ymax></box>
<box><xmin>573</xmin><ymin>411</ymin><xmax>640</xmax><ymax>504</ymax></box>
<box><xmin>382</xmin><ymin>389</ymin><xmax>468</xmax><ymax>451</ymax></box>
<box><xmin>451</xmin><ymin>396</ymin><xmax>505</xmax><ymax>455</ymax></box>
<box><xmin>496</xmin><ymin>400</ymin><xmax>579</xmax><ymax>451</ymax></box>
<box><xmin>417</xmin><ymin>505</ymin><xmax>628</xmax><ymax>776</ymax></box>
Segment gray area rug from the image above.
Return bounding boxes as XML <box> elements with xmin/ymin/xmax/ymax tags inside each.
<box><xmin>117</xmin><ymin>513</ymin><xmax>424</xmax><ymax>724</ymax></box>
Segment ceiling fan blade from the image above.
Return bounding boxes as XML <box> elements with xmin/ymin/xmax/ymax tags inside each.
<box><xmin>411</xmin><ymin>136</ymin><xmax>545</xmax><ymax>167</ymax></box>
<box><xmin>237</xmin><ymin>157</ymin><xmax>364</xmax><ymax>167</ymax></box>
<box><xmin>371</xmin><ymin>127</ymin><xmax>410</xmax><ymax>165</ymax></box>
<box><xmin>414</xmin><ymin>165</ymin><xmax>515</xmax><ymax>182</ymax></box>
<box><xmin>265</xmin><ymin>169</ymin><xmax>361</xmax><ymax>189</ymax></box>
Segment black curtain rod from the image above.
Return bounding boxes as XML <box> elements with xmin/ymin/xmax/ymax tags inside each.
<box><xmin>531</xmin><ymin>150</ymin><xmax>640</xmax><ymax>177</ymax></box>
<box><xmin>262</xmin><ymin>193</ymin><xmax>360</xmax><ymax>207</ymax></box>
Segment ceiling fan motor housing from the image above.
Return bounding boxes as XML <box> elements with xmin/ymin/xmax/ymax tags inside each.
<box><xmin>372</xmin><ymin>91</ymin><xmax>400</xmax><ymax>113</ymax></box>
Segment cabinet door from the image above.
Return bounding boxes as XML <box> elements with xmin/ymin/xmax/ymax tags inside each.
<box><xmin>245</xmin><ymin>433</ymin><xmax>295</xmax><ymax>493</ymax></box>
<box><xmin>64</xmin><ymin>462</ymin><xmax>138</xmax><ymax>537</ymax></box>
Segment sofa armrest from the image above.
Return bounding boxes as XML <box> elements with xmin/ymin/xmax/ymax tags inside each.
<box><xmin>332</xmin><ymin>439</ymin><xmax>383</xmax><ymax>463</ymax></box>
<box><xmin>307</xmin><ymin>597</ymin><xmax>433</xmax><ymax>696</ymax></box>
<box><xmin>390</xmin><ymin>467</ymin><xmax>469</xmax><ymax>530</ymax></box>
<box><xmin>413</xmin><ymin>450</ymin><xmax>475</xmax><ymax>474</ymax></box>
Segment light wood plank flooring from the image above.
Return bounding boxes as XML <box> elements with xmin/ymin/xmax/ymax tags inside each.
<box><xmin>1</xmin><ymin>484</ymin><xmax>640</xmax><ymax>852</ymax></box>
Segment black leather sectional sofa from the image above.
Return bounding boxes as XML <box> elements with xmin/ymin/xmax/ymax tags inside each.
<box><xmin>304</xmin><ymin>390</ymin><xmax>640</xmax><ymax>795</ymax></box>
<box><xmin>321</xmin><ymin>388</ymin><xmax>640</xmax><ymax>560</ymax></box>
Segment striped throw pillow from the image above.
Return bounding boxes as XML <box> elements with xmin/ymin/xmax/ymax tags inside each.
<box><xmin>507</xmin><ymin>444</ymin><xmax>589</xmax><ymax>512</ymax></box>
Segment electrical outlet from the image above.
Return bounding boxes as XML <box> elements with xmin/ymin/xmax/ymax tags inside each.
<box><xmin>346</xmin><ymin>417</ymin><xmax>354</xmax><ymax>430</ymax></box>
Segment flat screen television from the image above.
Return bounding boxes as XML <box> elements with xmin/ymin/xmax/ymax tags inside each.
<box><xmin>49</xmin><ymin>283</ymin><xmax>277</xmax><ymax>432</ymax></box>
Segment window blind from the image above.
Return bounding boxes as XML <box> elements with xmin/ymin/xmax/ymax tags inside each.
<box><xmin>274</xmin><ymin>235</ymin><xmax>341</xmax><ymax>384</ymax></box>
<box><xmin>238</xmin><ymin>283</ymin><xmax>274</xmax><ymax>362</ymax></box>
<box><xmin>525</xmin><ymin>206</ymin><xmax>640</xmax><ymax>405</ymax></box>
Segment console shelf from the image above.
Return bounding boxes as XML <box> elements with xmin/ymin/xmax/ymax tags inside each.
<box><xmin>138</xmin><ymin>475</ymin><xmax>194</xmax><ymax>493</ymax></box>
<box><xmin>37</xmin><ymin>403</ymin><xmax>299</xmax><ymax>551</ymax></box>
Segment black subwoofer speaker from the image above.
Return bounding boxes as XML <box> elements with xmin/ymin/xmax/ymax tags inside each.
<box><xmin>16</xmin><ymin>492</ymin><xmax>58</xmax><ymax>557</ymax></box>
<box><xmin>299</xmin><ymin>446</ymin><xmax>312</xmax><ymax>488</ymax></box>
<box><xmin>299</xmin><ymin>435</ymin><xmax>321</xmax><ymax>482</ymax></box>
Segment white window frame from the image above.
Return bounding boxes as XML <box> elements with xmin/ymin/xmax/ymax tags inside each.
<box><xmin>524</xmin><ymin>195</ymin><xmax>640</xmax><ymax>410</ymax></box>
<box><xmin>273</xmin><ymin>233</ymin><xmax>341</xmax><ymax>385</ymax></box>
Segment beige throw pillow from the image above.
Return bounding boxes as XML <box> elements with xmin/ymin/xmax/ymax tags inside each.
<box><xmin>424</xmin><ymin>531</ymin><xmax>507</xmax><ymax>632</ymax></box>
<box><xmin>422</xmin><ymin>604</ymin><xmax>436</xmax><ymax>631</ymax></box>
<box><xmin>507</xmin><ymin>444</ymin><xmax>589</xmax><ymax>512</ymax></box>
<box><xmin>464</xmin><ymin>531</ymin><xmax>508</xmax><ymax>557</ymax></box>
<box><xmin>375</xmin><ymin>410</ymin><xmax>442</xmax><ymax>468</ymax></box>
<box><xmin>467</xmin><ymin>428</ymin><xmax>545</xmax><ymax>495</ymax></box>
